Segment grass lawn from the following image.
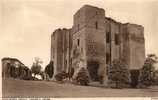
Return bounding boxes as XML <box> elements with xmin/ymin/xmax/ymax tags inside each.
<box><xmin>2</xmin><ymin>79</ymin><xmax>158</xmax><ymax>97</ymax></box>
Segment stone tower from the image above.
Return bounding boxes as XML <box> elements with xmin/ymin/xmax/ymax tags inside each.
<box><xmin>71</xmin><ymin>5</ymin><xmax>107</xmax><ymax>84</ymax></box>
<box><xmin>51</xmin><ymin>28</ymin><xmax>71</xmax><ymax>76</ymax></box>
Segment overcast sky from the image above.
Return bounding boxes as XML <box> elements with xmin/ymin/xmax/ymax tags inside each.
<box><xmin>0</xmin><ymin>0</ymin><xmax>158</xmax><ymax>69</ymax></box>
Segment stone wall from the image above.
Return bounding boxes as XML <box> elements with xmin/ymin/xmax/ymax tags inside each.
<box><xmin>51</xmin><ymin>28</ymin><xmax>72</xmax><ymax>76</ymax></box>
<box><xmin>126</xmin><ymin>24</ymin><xmax>145</xmax><ymax>69</ymax></box>
<box><xmin>118</xmin><ymin>23</ymin><xmax>145</xmax><ymax>70</ymax></box>
<box><xmin>105</xmin><ymin>18</ymin><xmax>122</xmax><ymax>65</ymax></box>
<box><xmin>51</xmin><ymin>29</ymin><xmax>62</xmax><ymax>75</ymax></box>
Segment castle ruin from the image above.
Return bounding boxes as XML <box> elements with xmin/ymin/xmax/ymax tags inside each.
<box><xmin>51</xmin><ymin>5</ymin><xmax>145</xmax><ymax>85</ymax></box>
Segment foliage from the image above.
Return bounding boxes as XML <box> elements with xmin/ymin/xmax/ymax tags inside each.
<box><xmin>6</xmin><ymin>62</ymin><xmax>32</xmax><ymax>80</ymax></box>
<box><xmin>75</xmin><ymin>67</ymin><xmax>90</xmax><ymax>86</ymax></box>
<box><xmin>55</xmin><ymin>71</ymin><xmax>68</xmax><ymax>81</ymax></box>
<box><xmin>153</xmin><ymin>70</ymin><xmax>158</xmax><ymax>85</ymax></box>
<box><xmin>139</xmin><ymin>54</ymin><xmax>158</xmax><ymax>86</ymax></box>
<box><xmin>10</xmin><ymin>64</ymin><xmax>17</xmax><ymax>78</ymax></box>
<box><xmin>31</xmin><ymin>57</ymin><xmax>42</xmax><ymax>77</ymax></box>
<box><xmin>108</xmin><ymin>59</ymin><xmax>130</xmax><ymax>88</ymax></box>
<box><xmin>31</xmin><ymin>63</ymin><xmax>42</xmax><ymax>77</ymax></box>
<box><xmin>19</xmin><ymin>67</ymin><xmax>32</xmax><ymax>80</ymax></box>
<box><xmin>45</xmin><ymin>61</ymin><xmax>54</xmax><ymax>78</ymax></box>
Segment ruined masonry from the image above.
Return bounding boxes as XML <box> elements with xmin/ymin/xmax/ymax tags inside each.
<box><xmin>51</xmin><ymin>5</ymin><xmax>145</xmax><ymax>85</ymax></box>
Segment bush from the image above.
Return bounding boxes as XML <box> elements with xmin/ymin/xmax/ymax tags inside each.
<box><xmin>108</xmin><ymin>59</ymin><xmax>130</xmax><ymax>88</ymax></box>
<box><xmin>153</xmin><ymin>70</ymin><xmax>158</xmax><ymax>85</ymax></box>
<box><xmin>139</xmin><ymin>54</ymin><xmax>157</xmax><ymax>87</ymax></box>
<box><xmin>55</xmin><ymin>71</ymin><xmax>68</xmax><ymax>81</ymax></box>
<box><xmin>139</xmin><ymin>65</ymin><xmax>154</xmax><ymax>87</ymax></box>
<box><xmin>75</xmin><ymin>67</ymin><xmax>90</xmax><ymax>86</ymax></box>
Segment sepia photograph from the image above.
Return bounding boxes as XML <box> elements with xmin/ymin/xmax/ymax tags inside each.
<box><xmin>0</xmin><ymin>0</ymin><xmax>158</xmax><ymax>99</ymax></box>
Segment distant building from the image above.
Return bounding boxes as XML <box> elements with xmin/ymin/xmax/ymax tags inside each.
<box><xmin>51</xmin><ymin>5</ymin><xmax>145</xmax><ymax>85</ymax></box>
<box><xmin>2</xmin><ymin>57</ymin><xmax>31</xmax><ymax>79</ymax></box>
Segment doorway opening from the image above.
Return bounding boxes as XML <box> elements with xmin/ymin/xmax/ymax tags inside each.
<box><xmin>87</xmin><ymin>61</ymin><xmax>99</xmax><ymax>81</ymax></box>
<box><xmin>130</xmin><ymin>69</ymin><xmax>140</xmax><ymax>88</ymax></box>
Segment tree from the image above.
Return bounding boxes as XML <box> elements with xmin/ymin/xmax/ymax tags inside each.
<box><xmin>153</xmin><ymin>70</ymin><xmax>158</xmax><ymax>85</ymax></box>
<box><xmin>139</xmin><ymin>54</ymin><xmax>158</xmax><ymax>86</ymax></box>
<box><xmin>10</xmin><ymin>64</ymin><xmax>16</xmax><ymax>78</ymax></box>
<box><xmin>45</xmin><ymin>61</ymin><xmax>54</xmax><ymax>79</ymax></box>
<box><xmin>108</xmin><ymin>59</ymin><xmax>130</xmax><ymax>88</ymax></box>
<box><xmin>75</xmin><ymin>67</ymin><xmax>90</xmax><ymax>86</ymax></box>
<box><xmin>31</xmin><ymin>57</ymin><xmax>42</xmax><ymax>78</ymax></box>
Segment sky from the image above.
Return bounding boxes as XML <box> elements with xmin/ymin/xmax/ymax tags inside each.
<box><xmin>0</xmin><ymin>0</ymin><xmax>158</xmax><ymax>70</ymax></box>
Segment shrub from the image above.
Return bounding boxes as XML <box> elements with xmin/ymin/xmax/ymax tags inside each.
<box><xmin>139</xmin><ymin>54</ymin><xmax>157</xmax><ymax>87</ymax></box>
<box><xmin>75</xmin><ymin>67</ymin><xmax>90</xmax><ymax>86</ymax></box>
<box><xmin>153</xmin><ymin>70</ymin><xmax>158</xmax><ymax>85</ymax></box>
<box><xmin>139</xmin><ymin>64</ymin><xmax>154</xmax><ymax>86</ymax></box>
<box><xmin>108</xmin><ymin>59</ymin><xmax>130</xmax><ymax>88</ymax></box>
<box><xmin>55</xmin><ymin>71</ymin><xmax>68</xmax><ymax>82</ymax></box>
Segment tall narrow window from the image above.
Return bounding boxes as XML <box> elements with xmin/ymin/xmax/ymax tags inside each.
<box><xmin>77</xmin><ymin>39</ymin><xmax>80</xmax><ymax>46</ymax></box>
<box><xmin>115</xmin><ymin>34</ymin><xmax>119</xmax><ymax>45</ymax></box>
<box><xmin>65</xmin><ymin>60</ymin><xmax>67</xmax><ymax>66</ymax></box>
<box><xmin>95</xmin><ymin>21</ymin><xmax>98</xmax><ymax>29</ymax></box>
<box><xmin>106</xmin><ymin>53</ymin><xmax>110</xmax><ymax>64</ymax></box>
<box><xmin>106</xmin><ymin>32</ymin><xmax>110</xmax><ymax>43</ymax></box>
